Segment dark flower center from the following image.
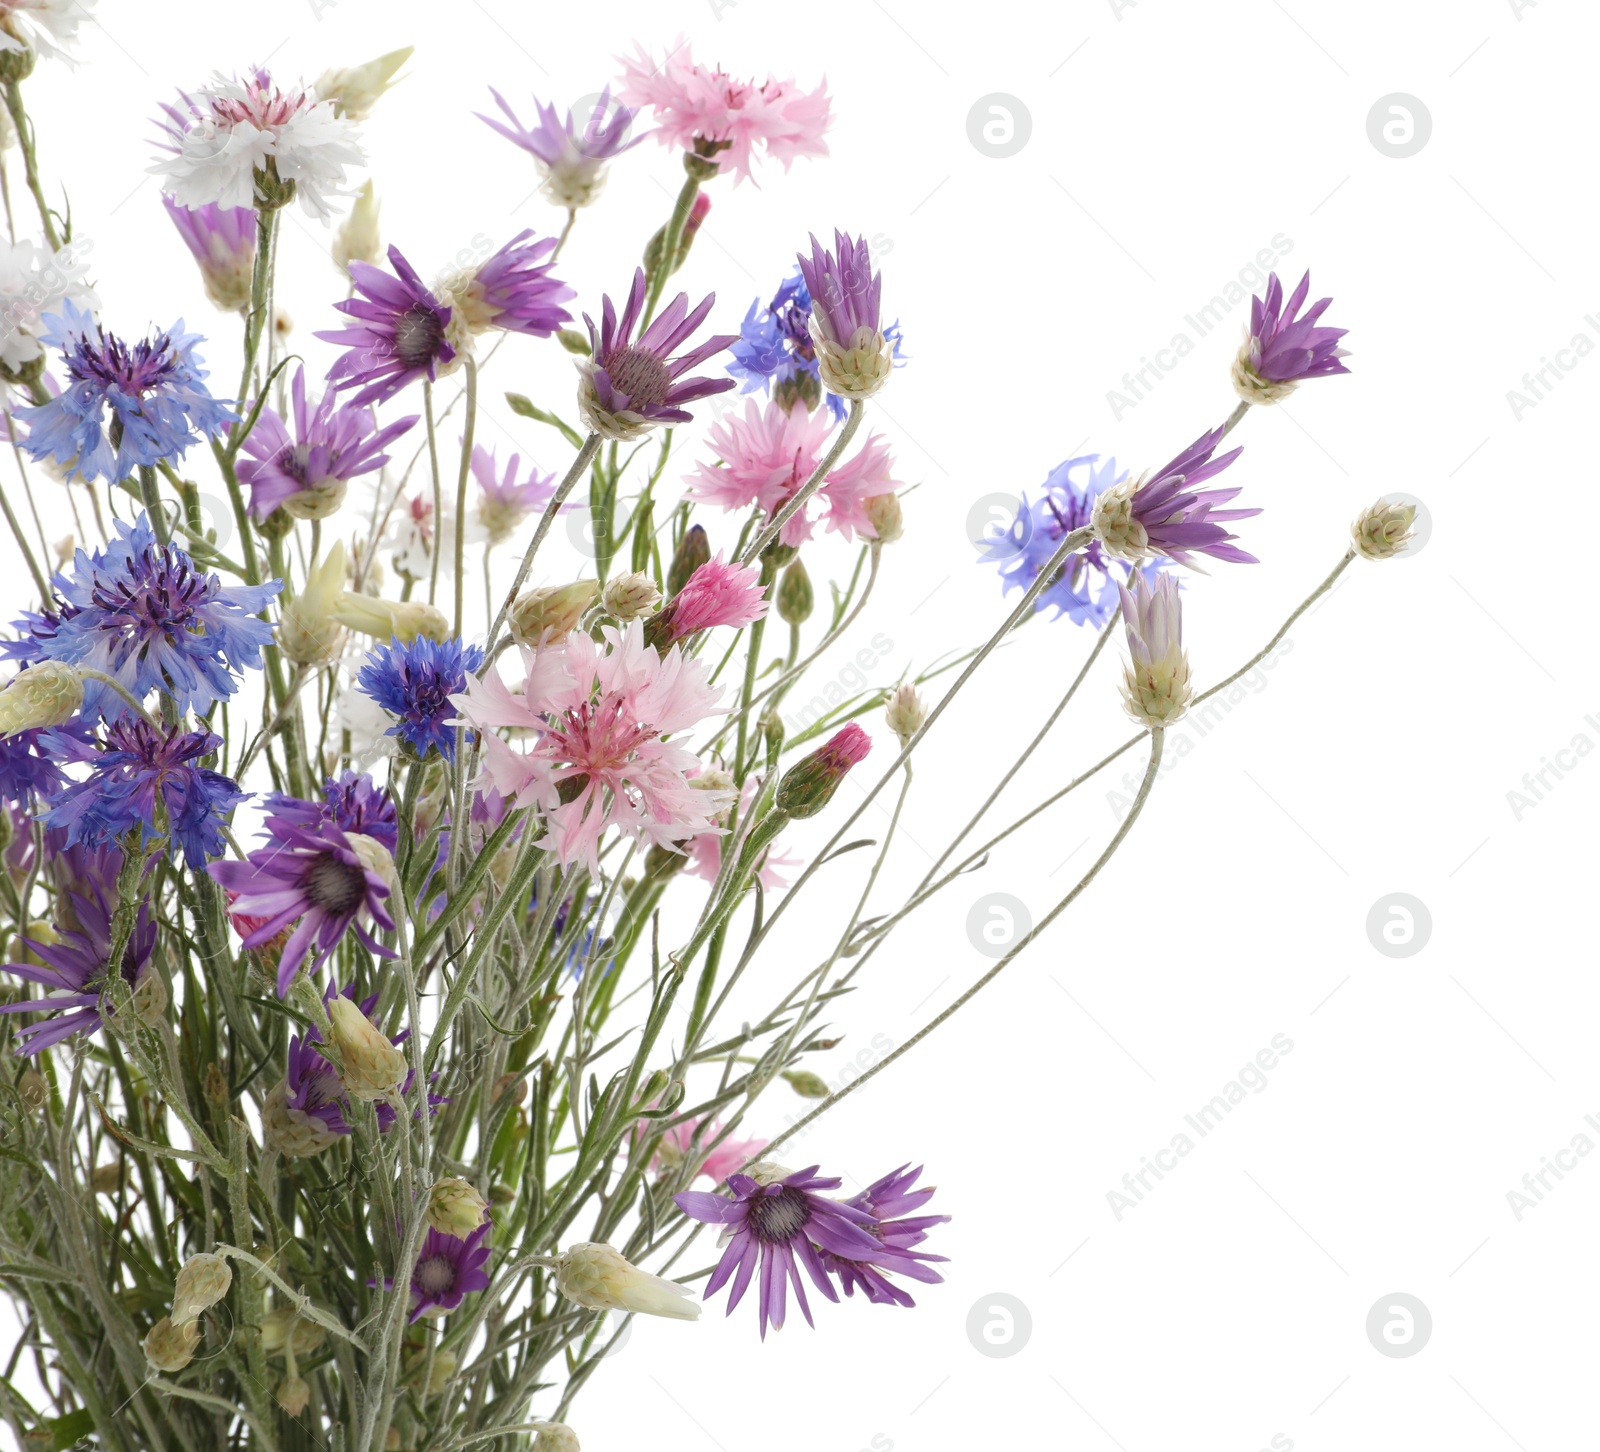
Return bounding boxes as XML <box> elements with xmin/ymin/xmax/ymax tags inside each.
<box><xmin>305</xmin><ymin>853</ymin><xmax>367</xmax><ymax>915</ymax></box>
<box><xmin>394</xmin><ymin>306</ymin><xmax>445</xmax><ymax>368</ymax></box>
<box><xmin>605</xmin><ymin>346</ymin><xmax>672</xmax><ymax>411</ymax></box>
<box><xmin>746</xmin><ymin>1186</ymin><xmax>811</xmax><ymax>1244</ymax></box>
<box><xmin>69</xmin><ymin>332</ymin><xmax>181</xmax><ymax>398</ymax></box>
<box><xmin>93</xmin><ymin>546</ymin><xmax>209</xmax><ymax>644</ymax></box>
<box><xmin>416</xmin><ymin>1255</ymin><xmax>457</xmax><ymax>1297</ymax></box>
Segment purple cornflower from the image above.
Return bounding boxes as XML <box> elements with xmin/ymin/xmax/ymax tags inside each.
<box><xmin>263</xmin><ymin>772</ymin><xmax>399</xmax><ymax>854</ymax></box>
<box><xmin>451</xmin><ymin>231</ymin><xmax>575</xmax><ymax>340</ymax></box>
<box><xmin>0</xmin><ymin>719</ymin><xmax>94</xmax><ymax>805</ymax></box>
<box><xmin>0</xmin><ymin>859</ymin><xmax>158</xmax><ymax>1056</ymax></box>
<box><xmin>208</xmin><ymin>814</ymin><xmax>396</xmax><ymax>996</ymax></box>
<box><xmin>357</xmin><ymin>636</ymin><xmax>484</xmax><ymax>763</ymax></box>
<box><xmin>470</xmin><ymin>444</ymin><xmax>558</xmax><ymax>545</ymax></box>
<box><xmin>161</xmin><ymin>196</ymin><xmax>257</xmax><ymax>314</ymax></box>
<box><xmin>15</xmin><ymin>513</ymin><xmax>279</xmax><ymax>719</ymax></box>
<box><xmin>14</xmin><ymin>300</ymin><xmax>237</xmax><ymax>484</ymax></box>
<box><xmin>795</xmin><ymin>231</ymin><xmax>892</xmax><ymax>400</ymax></box>
<box><xmin>576</xmin><ymin>268</ymin><xmax>736</xmax><ymax>441</ymax></box>
<box><xmin>981</xmin><ymin>455</ymin><xmax>1161</xmax><ymax>628</ymax></box>
<box><xmin>1233</xmin><ymin>271</ymin><xmax>1350</xmax><ymax>403</ymax></box>
<box><xmin>675</xmin><ymin>1164</ymin><xmax>888</xmax><ymax>1337</ymax></box>
<box><xmin>406</xmin><ymin>1224</ymin><xmax>492</xmax><ymax>1322</ymax></box>
<box><xmin>317</xmin><ymin>245</ymin><xmax>456</xmax><ymax>408</ymax></box>
<box><xmin>42</xmin><ymin>721</ymin><xmax>244</xmax><ymax>869</ymax></box>
<box><xmin>1090</xmin><ymin>428</ymin><xmax>1259</xmax><ymax>569</ymax></box>
<box><xmin>822</xmin><ymin>1165</ymin><xmax>948</xmax><ymax>1307</ymax></box>
<box><xmin>238</xmin><ymin>365</ymin><xmax>417</xmax><ymax>521</ymax></box>
<box><xmin>476</xmin><ymin>88</ymin><xmax>645</xmax><ymax>210</ymax></box>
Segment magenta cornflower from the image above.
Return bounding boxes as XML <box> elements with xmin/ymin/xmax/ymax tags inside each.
<box><xmin>317</xmin><ymin>245</ymin><xmax>456</xmax><ymax>408</ymax></box>
<box><xmin>776</xmin><ymin>723</ymin><xmax>872</xmax><ymax>819</ymax></box>
<box><xmin>1233</xmin><ymin>270</ymin><xmax>1350</xmax><ymax>403</ymax></box>
<box><xmin>648</xmin><ymin>555</ymin><xmax>768</xmax><ymax>645</ymax></box>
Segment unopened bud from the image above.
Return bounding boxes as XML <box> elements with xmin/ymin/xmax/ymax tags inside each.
<box><xmin>491</xmin><ymin>1072</ymin><xmax>527</xmax><ymax>1105</ymax></box>
<box><xmin>426</xmin><ymin>1176</ymin><xmax>492</xmax><ymax>1239</ymax></box>
<box><xmin>172</xmin><ymin>1253</ymin><xmax>232</xmax><ymax>1323</ymax></box>
<box><xmin>261</xmin><ymin>1307</ymin><xmax>325</xmax><ymax>1359</ymax></box>
<box><xmin>557</xmin><ymin>329</ymin><xmax>591</xmax><ymax>356</ymax></box>
<box><xmin>602</xmin><ymin>571</ymin><xmax>661</xmax><ymax>622</ymax></box>
<box><xmin>781</xmin><ymin>1069</ymin><xmax>829</xmax><ymax>1099</ymax></box>
<box><xmin>533</xmin><ymin>1424</ymin><xmax>581</xmax><ymax>1452</ymax></box>
<box><xmin>809</xmin><ymin>310</ymin><xmax>893</xmax><ymax>401</ymax></box>
<box><xmin>52</xmin><ymin>534</ymin><xmax>74</xmax><ymax>568</ymax></box>
<box><xmin>775</xmin><ymin>724</ymin><xmax>872</xmax><ymax>819</ymax></box>
<box><xmin>144</xmin><ymin>1316</ymin><xmax>202</xmax><ymax>1373</ymax></box>
<box><xmin>554</xmin><ymin>1242</ymin><xmax>699</xmax><ymax>1321</ymax></box>
<box><xmin>326</xmin><ymin>994</ymin><xmax>408</xmax><ymax>1102</ymax></box>
<box><xmin>863</xmin><ymin>491</ymin><xmax>904</xmax><ymax>544</ymax></box>
<box><xmin>666</xmin><ymin>525</ymin><xmax>711</xmax><ymax>598</ymax></box>
<box><xmin>334</xmin><ymin>179</ymin><xmax>381</xmax><ymax>271</ymax></box>
<box><xmin>776</xmin><ymin>558</ymin><xmax>813</xmax><ymax>625</ymax></box>
<box><xmin>90</xmin><ymin>1161</ymin><xmax>124</xmax><ymax>1193</ymax></box>
<box><xmin>884</xmin><ymin>683</ymin><xmax>925</xmax><ymax>746</ymax></box>
<box><xmin>509</xmin><ymin>581</ymin><xmax>598</xmax><ymax>646</ymax></box>
<box><xmin>0</xmin><ymin>661</ymin><xmax>83</xmax><ymax>737</ymax></box>
<box><xmin>1350</xmin><ymin>498</ymin><xmax>1417</xmax><ymax>561</ymax></box>
<box><xmin>315</xmin><ymin>47</ymin><xmax>413</xmax><ymax>121</ymax></box>
<box><xmin>280</xmin><ymin>542</ymin><xmax>348</xmax><ymax>666</ymax></box>
<box><xmin>277</xmin><ymin>1374</ymin><xmax>311</xmax><ymax>1416</ymax></box>
<box><xmin>1118</xmin><ymin>574</ymin><xmax>1191</xmax><ymax>729</ymax></box>
<box><xmin>334</xmin><ymin>592</ymin><xmax>451</xmax><ymax>644</ymax></box>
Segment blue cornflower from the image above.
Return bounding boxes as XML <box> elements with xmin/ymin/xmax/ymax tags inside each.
<box><xmin>42</xmin><ymin>720</ymin><xmax>246</xmax><ymax>869</ymax></box>
<box><xmin>727</xmin><ymin>268</ymin><xmax>906</xmax><ymax>423</ymax></box>
<box><xmin>981</xmin><ymin>455</ymin><xmax>1161</xmax><ymax>629</ymax></box>
<box><xmin>262</xmin><ymin>771</ymin><xmax>399</xmax><ymax>854</ymax></box>
<box><xmin>18</xmin><ymin>513</ymin><xmax>279</xmax><ymax>720</ymax></box>
<box><xmin>357</xmin><ymin>635</ymin><xmax>484</xmax><ymax>763</ymax></box>
<box><xmin>13</xmin><ymin>300</ymin><xmax>237</xmax><ymax>484</ymax></box>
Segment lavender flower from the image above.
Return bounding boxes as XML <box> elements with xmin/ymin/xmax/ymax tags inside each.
<box><xmin>317</xmin><ymin>245</ymin><xmax>456</xmax><ymax>408</ymax></box>
<box><xmin>405</xmin><ymin>1224</ymin><xmax>492</xmax><ymax>1322</ymax></box>
<box><xmin>262</xmin><ymin>772</ymin><xmax>398</xmax><ymax>854</ymax></box>
<box><xmin>822</xmin><ymin>1165</ymin><xmax>948</xmax><ymax>1307</ymax></box>
<box><xmin>13</xmin><ymin>513</ymin><xmax>279</xmax><ymax>719</ymax></box>
<box><xmin>238</xmin><ymin>365</ymin><xmax>417</xmax><ymax>521</ymax></box>
<box><xmin>0</xmin><ymin>856</ymin><xmax>158</xmax><ymax>1056</ymax></box>
<box><xmin>470</xmin><ymin>445</ymin><xmax>558</xmax><ymax>545</ymax></box>
<box><xmin>441</xmin><ymin>231</ymin><xmax>574</xmax><ymax>344</ymax></box>
<box><xmin>357</xmin><ymin>635</ymin><xmax>484</xmax><ymax>763</ymax></box>
<box><xmin>161</xmin><ymin>196</ymin><xmax>256</xmax><ymax>314</ymax></box>
<box><xmin>477</xmin><ymin>88</ymin><xmax>645</xmax><ymax>210</ymax></box>
<box><xmin>0</xmin><ymin>719</ymin><xmax>92</xmax><ymax>805</ymax></box>
<box><xmin>576</xmin><ymin>268</ymin><xmax>735</xmax><ymax>441</ymax></box>
<box><xmin>1090</xmin><ymin>428</ymin><xmax>1259</xmax><ymax>568</ymax></box>
<box><xmin>1232</xmin><ymin>271</ymin><xmax>1349</xmax><ymax>405</ymax></box>
<box><xmin>208</xmin><ymin>814</ymin><xmax>396</xmax><ymax>996</ymax></box>
<box><xmin>14</xmin><ymin>300</ymin><xmax>237</xmax><ymax>484</ymax></box>
<box><xmin>41</xmin><ymin>721</ymin><xmax>245</xmax><ymax>869</ymax></box>
<box><xmin>796</xmin><ymin>231</ymin><xmax>892</xmax><ymax>400</ymax></box>
<box><xmin>1118</xmin><ymin>572</ymin><xmax>1192</xmax><ymax>728</ymax></box>
<box><xmin>675</xmin><ymin>1163</ymin><xmax>888</xmax><ymax>1337</ymax></box>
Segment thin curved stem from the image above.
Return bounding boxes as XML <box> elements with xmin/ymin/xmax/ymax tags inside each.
<box><xmin>737</xmin><ymin>401</ymin><xmax>864</xmax><ymax>565</ymax></box>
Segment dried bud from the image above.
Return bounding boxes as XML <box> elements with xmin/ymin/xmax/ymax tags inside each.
<box><xmin>491</xmin><ymin>1073</ymin><xmax>528</xmax><ymax>1105</ymax></box>
<box><xmin>666</xmin><ymin>525</ymin><xmax>711</xmax><ymax>598</ymax></box>
<box><xmin>509</xmin><ymin>581</ymin><xmax>599</xmax><ymax>647</ymax></box>
<box><xmin>775</xmin><ymin>724</ymin><xmax>872</xmax><ymax>819</ymax></box>
<box><xmin>277</xmin><ymin>1374</ymin><xmax>311</xmax><ymax>1416</ymax></box>
<box><xmin>90</xmin><ymin>1161</ymin><xmax>124</xmax><ymax>1194</ymax></box>
<box><xmin>776</xmin><ymin>557</ymin><xmax>813</xmax><ymax>626</ymax></box>
<box><xmin>1350</xmin><ymin>498</ymin><xmax>1417</xmax><ymax>561</ymax></box>
<box><xmin>863</xmin><ymin>491</ymin><xmax>904</xmax><ymax>544</ymax></box>
<box><xmin>602</xmin><ymin>571</ymin><xmax>662</xmax><ymax>622</ymax></box>
<box><xmin>315</xmin><ymin>47</ymin><xmax>413</xmax><ymax>121</ymax></box>
<box><xmin>0</xmin><ymin>661</ymin><xmax>83</xmax><ymax>738</ymax></box>
<box><xmin>326</xmin><ymin>995</ymin><xmax>408</xmax><ymax>1102</ymax></box>
<box><xmin>261</xmin><ymin>1307</ymin><xmax>325</xmax><ymax>1359</ymax></box>
<box><xmin>333</xmin><ymin>592</ymin><xmax>451</xmax><ymax>644</ymax></box>
<box><xmin>1118</xmin><ymin>574</ymin><xmax>1191</xmax><ymax>729</ymax></box>
<box><xmin>884</xmin><ymin>683</ymin><xmax>924</xmax><ymax>746</ymax></box>
<box><xmin>781</xmin><ymin>1069</ymin><xmax>830</xmax><ymax>1099</ymax></box>
<box><xmin>279</xmin><ymin>542</ymin><xmax>348</xmax><ymax>666</ymax></box>
<box><xmin>334</xmin><ymin>179</ymin><xmax>382</xmax><ymax>271</ymax></box>
<box><xmin>533</xmin><ymin>1424</ymin><xmax>581</xmax><ymax>1452</ymax></box>
<box><xmin>16</xmin><ymin>1069</ymin><xmax>47</xmax><ymax>1113</ymax></box>
<box><xmin>426</xmin><ymin>1177</ymin><xmax>492</xmax><ymax>1239</ymax></box>
<box><xmin>144</xmin><ymin>1316</ymin><xmax>202</xmax><ymax>1373</ymax></box>
<box><xmin>554</xmin><ymin>1242</ymin><xmax>699</xmax><ymax>1321</ymax></box>
<box><xmin>172</xmin><ymin>1252</ymin><xmax>232</xmax><ymax>1323</ymax></box>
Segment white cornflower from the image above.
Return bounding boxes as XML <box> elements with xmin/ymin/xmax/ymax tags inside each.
<box><xmin>0</xmin><ymin>237</ymin><xmax>97</xmax><ymax>374</ymax></box>
<box><xmin>0</xmin><ymin>0</ymin><xmax>96</xmax><ymax>65</ymax></box>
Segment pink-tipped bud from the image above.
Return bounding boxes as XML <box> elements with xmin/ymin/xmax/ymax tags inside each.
<box><xmin>776</xmin><ymin>724</ymin><xmax>872</xmax><ymax>819</ymax></box>
<box><xmin>646</xmin><ymin>554</ymin><xmax>768</xmax><ymax>648</ymax></box>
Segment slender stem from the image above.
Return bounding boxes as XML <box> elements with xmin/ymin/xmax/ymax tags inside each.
<box><xmin>738</xmin><ymin>401</ymin><xmax>864</xmax><ymax>565</ymax></box>
<box><xmin>235</xmin><ymin>208</ymin><xmax>278</xmax><ymax>412</ymax></box>
<box><xmin>0</xmin><ymin>465</ymin><xmax>48</xmax><ymax>599</ymax></box>
<box><xmin>3</xmin><ymin>80</ymin><xmax>61</xmax><ymax>250</ymax></box>
<box><xmin>641</xmin><ymin>173</ymin><xmax>701</xmax><ymax>327</ymax></box>
<box><xmin>425</xmin><ymin>381</ymin><xmax>444</xmax><ymax>606</ymax></box>
<box><xmin>1221</xmin><ymin>399</ymin><xmax>1250</xmax><ymax>436</ymax></box>
<box><xmin>453</xmin><ymin>357</ymin><xmax>478</xmax><ymax>638</ymax></box>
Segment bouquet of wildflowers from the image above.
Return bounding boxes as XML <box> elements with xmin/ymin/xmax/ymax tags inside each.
<box><xmin>0</xmin><ymin>10</ymin><xmax>1413</xmax><ymax>1450</ymax></box>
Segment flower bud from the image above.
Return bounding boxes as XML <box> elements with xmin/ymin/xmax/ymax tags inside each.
<box><xmin>17</xmin><ymin>1069</ymin><xmax>47</xmax><ymax>1113</ymax></box>
<box><xmin>326</xmin><ymin>994</ymin><xmax>408</xmax><ymax>1103</ymax></box>
<box><xmin>1230</xmin><ymin>343</ymin><xmax>1297</xmax><ymax>406</ymax></box>
<box><xmin>509</xmin><ymin>581</ymin><xmax>599</xmax><ymax>647</ymax></box>
<box><xmin>279</xmin><ymin>542</ymin><xmax>348</xmax><ymax>667</ymax></box>
<box><xmin>602</xmin><ymin>571</ymin><xmax>661</xmax><ymax>622</ymax></box>
<box><xmin>491</xmin><ymin>1072</ymin><xmax>528</xmax><ymax>1105</ymax></box>
<box><xmin>1350</xmin><ymin>498</ymin><xmax>1417</xmax><ymax>561</ymax></box>
<box><xmin>558</xmin><ymin>328</ymin><xmax>591</xmax><ymax>356</ymax></box>
<box><xmin>348</xmin><ymin>831</ymin><xmax>399</xmax><ymax>901</ymax></box>
<box><xmin>808</xmin><ymin>310</ymin><xmax>894</xmax><ymax>401</ymax></box>
<box><xmin>334</xmin><ymin>592</ymin><xmax>451</xmax><ymax>644</ymax></box>
<box><xmin>426</xmin><ymin>1176</ymin><xmax>492</xmax><ymax>1240</ymax></box>
<box><xmin>144</xmin><ymin>1316</ymin><xmax>202</xmax><ymax>1373</ymax></box>
<box><xmin>1117</xmin><ymin>574</ymin><xmax>1191</xmax><ymax>729</ymax></box>
<box><xmin>0</xmin><ymin>661</ymin><xmax>83</xmax><ymax>738</ymax></box>
<box><xmin>315</xmin><ymin>47</ymin><xmax>413</xmax><ymax>121</ymax></box>
<box><xmin>533</xmin><ymin>1424</ymin><xmax>581</xmax><ymax>1452</ymax></box>
<box><xmin>884</xmin><ymin>683</ymin><xmax>924</xmax><ymax>746</ymax></box>
<box><xmin>863</xmin><ymin>491</ymin><xmax>904</xmax><ymax>544</ymax></box>
<box><xmin>261</xmin><ymin>1307</ymin><xmax>325</xmax><ymax>1359</ymax></box>
<box><xmin>781</xmin><ymin>1069</ymin><xmax>829</xmax><ymax>1099</ymax></box>
<box><xmin>776</xmin><ymin>558</ymin><xmax>813</xmax><ymax>626</ymax></box>
<box><xmin>555</xmin><ymin>1242</ymin><xmax>700</xmax><ymax>1321</ymax></box>
<box><xmin>334</xmin><ymin>179</ymin><xmax>381</xmax><ymax>271</ymax></box>
<box><xmin>90</xmin><ymin>1161</ymin><xmax>123</xmax><ymax>1193</ymax></box>
<box><xmin>666</xmin><ymin>525</ymin><xmax>711</xmax><ymax>598</ymax></box>
<box><xmin>775</xmin><ymin>724</ymin><xmax>872</xmax><ymax>819</ymax></box>
<box><xmin>277</xmin><ymin>1374</ymin><xmax>311</xmax><ymax>1417</ymax></box>
<box><xmin>172</xmin><ymin>1252</ymin><xmax>232</xmax><ymax>1323</ymax></box>
<box><xmin>774</xmin><ymin>368</ymin><xmax>824</xmax><ymax>415</ymax></box>
<box><xmin>408</xmin><ymin>1345</ymin><xmax>457</xmax><ymax>1396</ymax></box>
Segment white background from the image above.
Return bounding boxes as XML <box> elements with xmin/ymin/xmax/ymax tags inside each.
<box><xmin>3</xmin><ymin>1</ymin><xmax>1595</xmax><ymax>1450</ymax></box>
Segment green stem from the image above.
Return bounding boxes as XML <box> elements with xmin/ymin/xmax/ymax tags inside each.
<box><xmin>3</xmin><ymin>79</ymin><xmax>61</xmax><ymax>249</ymax></box>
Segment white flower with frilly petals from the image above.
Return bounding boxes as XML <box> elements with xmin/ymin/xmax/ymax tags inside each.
<box><xmin>0</xmin><ymin>0</ymin><xmax>95</xmax><ymax>64</ymax></box>
<box><xmin>0</xmin><ymin>238</ymin><xmax>97</xmax><ymax>374</ymax></box>
<box><xmin>152</xmin><ymin>69</ymin><xmax>365</xmax><ymax>220</ymax></box>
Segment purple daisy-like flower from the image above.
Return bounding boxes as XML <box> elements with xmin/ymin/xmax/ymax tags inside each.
<box><xmin>0</xmin><ymin>718</ymin><xmax>95</xmax><ymax>805</ymax></box>
<box><xmin>263</xmin><ymin>772</ymin><xmax>399</xmax><ymax>854</ymax></box>
<box><xmin>357</xmin><ymin>635</ymin><xmax>484</xmax><ymax>764</ymax></box>
<box><xmin>476</xmin><ymin>87</ymin><xmax>645</xmax><ymax>210</ymax></box>
<box><xmin>1233</xmin><ymin>270</ymin><xmax>1350</xmax><ymax>403</ymax></box>
<box><xmin>161</xmin><ymin>195</ymin><xmax>256</xmax><ymax>314</ymax></box>
<box><xmin>279</xmin><ymin>1024</ymin><xmax>352</xmax><ymax>1140</ymax></box>
<box><xmin>17</xmin><ymin>513</ymin><xmax>279</xmax><ymax>720</ymax></box>
<box><xmin>451</xmin><ymin>230</ymin><xmax>575</xmax><ymax>340</ymax></box>
<box><xmin>675</xmin><ymin>1163</ymin><xmax>888</xmax><ymax>1337</ymax></box>
<box><xmin>0</xmin><ymin>859</ymin><xmax>158</xmax><ymax>1056</ymax></box>
<box><xmin>238</xmin><ymin>365</ymin><xmax>418</xmax><ymax>521</ymax></box>
<box><xmin>41</xmin><ymin>720</ymin><xmax>245</xmax><ymax>869</ymax></box>
<box><xmin>795</xmin><ymin>231</ymin><xmax>893</xmax><ymax>400</ymax></box>
<box><xmin>208</xmin><ymin>813</ymin><xmax>396</xmax><ymax>996</ymax></box>
<box><xmin>14</xmin><ymin>299</ymin><xmax>237</xmax><ymax>484</ymax></box>
<box><xmin>981</xmin><ymin>455</ymin><xmax>1162</xmax><ymax>628</ymax></box>
<box><xmin>576</xmin><ymin>268</ymin><xmax>736</xmax><ymax>441</ymax></box>
<box><xmin>1090</xmin><ymin>427</ymin><xmax>1259</xmax><ymax>569</ymax></box>
<box><xmin>470</xmin><ymin>444</ymin><xmax>558</xmax><ymax>545</ymax></box>
<box><xmin>406</xmin><ymin>1224</ymin><xmax>492</xmax><ymax>1322</ymax></box>
<box><xmin>822</xmin><ymin>1164</ymin><xmax>949</xmax><ymax>1308</ymax></box>
<box><xmin>317</xmin><ymin>244</ymin><xmax>456</xmax><ymax>408</ymax></box>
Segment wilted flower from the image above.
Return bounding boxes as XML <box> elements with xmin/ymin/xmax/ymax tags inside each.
<box><xmin>314</xmin><ymin>46</ymin><xmax>413</xmax><ymax>121</ymax></box>
<box><xmin>1091</xmin><ymin>428</ymin><xmax>1258</xmax><ymax>568</ymax></box>
<box><xmin>144</xmin><ymin>1316</ymin><xmax>202</xmax><ymax>1373</ymax></box>
<box><xmin>797</xmin><ymin>231</ymin><xmax>892</xmax><ymax>400</ymax></box>
<box><xmin>1117</xmin><ymin>573</ymin><xmax>1192</xmax><ymax>728</ymax></box>
<box><xmin>1351</xmin><ymin>498</ymin><xmax>1417</xmax><ymax>560</ymax></box>
<box><xmin>426</xmin><ymin>1177</ymin><xmax>492</xmax><ymax>1239</ymax></box>
<box><xmin>0</xmin><ymin>661</ymin><xmax>81</xmax><ymax>737</ymax></box>
<box><xmin>554</xmin><ymin>1242</ymin><xmax>699</xmax><ymax>1321</ymax></box>
<box><xmin>161</xmin><ymin>198</ymin><xmax>256</xmax><ymax>314</ymax></box>
<box><xmin>776</xmin><ymin>723</ymin><xmax>871</xmax><ymax>819</ymax></box>
<box><xmin>478</xmin><ymin>87</ymin><xmax>646</xmax><ymax>211</ymax></box>
<box><xmin>172</xmin><ymin>1253</ymin><xmax>232</xmax><ymax>1323</ymax></box>
<box><xmin>1232</xmin><ymin>270</ymin><xmax>1349</xmax><ymax>405</ymax></box>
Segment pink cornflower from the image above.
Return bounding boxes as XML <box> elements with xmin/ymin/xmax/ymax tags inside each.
<box><xmin>617</xmin><ymin>38</ymin><xmax>831</xmax><ymax>185</ymax></box>
<box><xmin>470</xmin><ymin>444</ymin><xmax>558</xmax><ymax>545</ymax></box>
<box><xmin>652</xmin><ymin>1115</ymin><xmax>769</xmax><ymax>1186</ymax></box>
<box><xmin>649</xmin><ymin>553</ymin><xmax>768</xmax><ymax>645</ymax></box>
<box><xmin>450</xmin><ymin>621</ymin><xmax>724</xmax><ymax>873</ymax></box>
<box><xmin>685</xmin><ymin>398</ymin><xmax>899</xmax><ymax>546</ymax></box>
